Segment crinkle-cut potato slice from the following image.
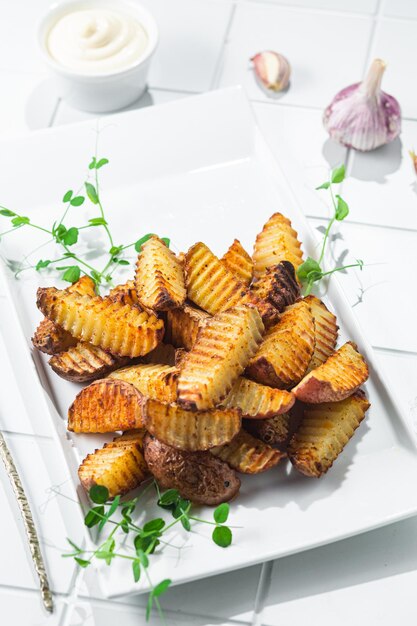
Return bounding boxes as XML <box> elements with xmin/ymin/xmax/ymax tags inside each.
<box><xmin>221</xmin><ymin>239</ymin><xmax>253</xmax><ymax>286</ymax></box>
<box><xmin>142</xmin><ymin>399</ymin><xmax>241</xmax><ymax>451</ymax></box>
<box><xmin>68</xmin><ymin>378</ymin><xmax>144</xmax><ymax>433</ymax></box>
<box><xmin>304</xmin><ymin>295</ymin><xmax>338</xmax><ymax>373</ymax></box>
<box><xmin>108</xmin><ymin>280</ymin><xmax>140</xmax><ymax>307</ymax></box>
<box><xmin>244</xmin><ymin>413</ymin><xmax>291</xmax><ymax>448</ymax></box>
<box><xmin>140</xmin><ymin>342</ymin><xmax>177</xmax><ymax>366</ymax></box>
<box><xmin>293</xmin><ymin>341</ymin><xmax>369</xmax><ymax>404</ymax></box>
<box><xmin>32</xmin><ymin>275</ymin><xmax>96</xmax><ymax>355</ymax></box>
<box><xmin>210</xmin><ymin>430</ymin><xmax>285</xmax><ymax>474</ymax></box>
<box><xmin>78</xmin><ymin>430</ymin><xmax>148</xmax><ymax>498</ymax></box>
<box><xmin>135</xmin><ymin>235</ymin><xmax>186</xmax><ymax>311</ymax></box>
<box><xmin>143</xmin><ymin>434</ymin><xmax>240</xmax><ymax>505</ymax></box>
<box><xmin>221</xmin><ymin>377</ymin><xmax>295</xmax><ymax>418</ymax></box>
<box><xmin>109</xmin><ymin>364</ymin><xmax>178</xmax><ymax>403</ymax></box>
<box><xmin>184</xmin><ymin>242</ymin><xmax>279</xmax><ymax>327</ymax></box>
<box><xmin>288</xmin><ymin>391</ymin><xmax>370</xmax><ymax>477</ymax></box>
<box><xmin>36</xmin><ymin>287</ymin><xmax>164</xmax><ymax>358</ymax></box>
<box><xmin>49</xmin><ymin>342</ymin><xmax>127</xmax><ymax>382</ymax></box>
<box><xmin>177</xmin><ymin>305</ymin><xmax>264</xmax><ymax>411</ymax></box>
<box><xmin>175</xmin><ymin>348</ymin><xmax>188</xmax><ymax>368</ymax></box>
<box><xmin>252</xmin><ymin>213</ymin><xmax>304</xmax><ymax>279</ymax></box>
<box><xmin>166</xmin><ymin>305</ymin><xmax>210</xmax><ymax>350</ymax></box>
<box><xmin>246</xmin><ymin>301</ymin><xmax>315</xmax><ymax>389</ymax></box>
<box><xmin>251</xmin><ymin>261</ymin><xmax>300</xmax><ymax>313</ymax></box>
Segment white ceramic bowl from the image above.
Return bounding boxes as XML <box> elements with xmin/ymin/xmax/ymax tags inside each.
<box><xmin>38</xmin><ymin>0</ymin><xmax>159</xmax><ymax>113</ymax></box>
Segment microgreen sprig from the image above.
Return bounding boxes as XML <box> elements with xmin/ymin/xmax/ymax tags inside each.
<box><xmin>64</xmin><ymin>482</ymin><xmax>235</xmax><ymax>623</ymax></box>
<box><xmin>297</xmin><ymin>164</ymin><xmax>364</xmax><ymax>295</ymax></box>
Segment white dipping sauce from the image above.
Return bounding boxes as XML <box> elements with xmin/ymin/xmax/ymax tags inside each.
<box><xmin>47</xmin><ymin>7</ymin><xmax>149</xmax><ymax>74</ymax></box>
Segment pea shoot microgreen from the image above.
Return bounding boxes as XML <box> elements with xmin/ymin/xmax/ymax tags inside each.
<box><xmin>297</xmin><ymin>164</ymin><xmax>364</xmax><ymax>295</ymax></box>
<box><xmin>0</xmin><ymin>152</ymin><xmax>169</xmax><ymax>291</ymax></box>
<box><xmin>63</xmin><ymin>482</ymin><xmax>235</xmax><ymax>623</ymax></box>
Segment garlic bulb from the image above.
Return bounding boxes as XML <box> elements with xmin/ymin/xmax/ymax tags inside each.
<box><xmin>323</xmin><ymin>59</ymin><xmax>401</xmax><ymax>151</ymax></box>
<box><xmin>251</xmin><ymin>51</ymin><xmax>291</xmax><ymax>93</ymax></box>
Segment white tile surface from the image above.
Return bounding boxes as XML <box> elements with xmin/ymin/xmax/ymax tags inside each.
<box><xmin>249</xmin><ymin>0</ymin><xmax>378</xmax><ymax>13</ymax></box>
<box><xmin>0</xmin><ymin>588</ymin><xmax>63</xmax><ymax>626</ymax></box>
<box><xmin>375</xmin><ymin>348</ymin><xmax>417</xmax><ymax>431</ymax></box>
<box><xmin>219</xmin><ymin>4</ymin><xmax>373</xmax><ymax>108</ymax></box>
<box><xmin>382</xmin><ymin>0</ymin><xmax>417</xmax><ymax>19</ymax></box>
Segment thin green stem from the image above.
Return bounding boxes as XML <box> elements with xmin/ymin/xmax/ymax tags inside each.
<box><xmin>321</xmin><ymin>262</ymin><xmax>363</xmax><ymax>277</ymax></box>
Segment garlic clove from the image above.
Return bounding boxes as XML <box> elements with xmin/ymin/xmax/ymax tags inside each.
<box><xmin>251</xmin><ymin>51</ymin><xmax>291</xmax><ymax>93</ymax></box>
<box><xmin>409</xmin><ymin>150</ymin><xmax>417</xmax><ymax>175</ymax></box>
<box><xmin>323</xmin><ymin>58</ymin><xmax>401</xmax><ymax>152</ymax></box>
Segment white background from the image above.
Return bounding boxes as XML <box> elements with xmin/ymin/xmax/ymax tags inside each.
<box><xmin>0</xmin><ymin>0</ymin><xmax>417</xmax><ymax>625</ymax></box>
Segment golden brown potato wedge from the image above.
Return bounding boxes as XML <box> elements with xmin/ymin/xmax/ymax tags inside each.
<box><xmin>246</xmin><ymin>301</ymin><xmax>315</xmax><ymax>389</ymax></box>
<box><xmin>252</xmin><ymin>213</ymin><xmax>304</xmax><ymax>278</ymax></box>
<box><xmin>244</xmin><ymin>413</ymin><xmax>291</xmax><ymax>447</ymax></box>
<box><xmin>108</xmin><ymin>280</ymin><xmax>140</xmax><ymax>307</ymax></box>
<box><xmin>304</xmin><ymin>295</ymin><xmax>339</xmax><ymax>373</ymax></box>
<box><xmin>221</xmin><ymin>239</ymin><xmax>253</xmax><ymax>286</ymax></box>
<box><xmin>166</xmin><ymin>304</ymin><xmax>210</xmax><ymax>350</ymax></box>
<box><xmin>32</xmin><ymin>275</ymin><xmax>96</xmax><ymax>354</ymax></box>
<box><xmin>109</xmin><ymin>364</ymin><xmax>178</xmax><ymax>403</ymax></box>
<box><xmin>292</xmin><ymin>341</ymin><xmax>369</xmax><ymax>403</ymax></box>
<box><xmin>251</xmin><ymin>261</ymin><xmax>300</xmax><ymax>313</ymax></box>
<box><xmin>221</xmin><ymin>377</ymin><xmax>295</xmax><ymax>418</ymax></box>
<box><xmin>211</xmin><ymin>430</ymin><xmax>285</xmax><ymax>474</ymax></box>
<box><xmin>37</xmin><ymin>287</ymin><xmax>164</xmax><ymax>358</ymax></box>
<box><xmin>142</xmin><ymin>399</ymin><xmax>241</xmax><ymax>451</ymax></box>
<box><xmin>68</xmin><ymin>378</ymin><xmax>144</xmax><ymax>433</ymax></box>
<box><xmin>49</xmin><ymin>342</ymin><xmax>127</xmax><ymax>382</ymax></box>
<box><xmin>175</xmin><ymin>348</ymin><xmax>188</xmax><ymax>368</ymax></box>
<box><xmin>177</xmin><ymin>305</ymin><xmax>264</xmax><ymax>410</ymax></box>
<box><xmin>288</xmin><ymin>391</ymin><xmax>370</xmax><ymax>477</ymax></box>
<box><xmin>184</xmin><ymin>242</ymin><xmax>279</xmax><ymax>327</ymax></box>
<box><xmin>143</xmin><ymin>434</ymin><xmax>240</xmax><ymax>505</ymax></box>
<box><xmin>135</xmin><ymin>235</ymin><xmax>186</xmax><ymax>310</ymax></box>
<box><xmin>78</xmin><ymin>430</ymin><xmax>149</xmax><ymax>498</ymax></box>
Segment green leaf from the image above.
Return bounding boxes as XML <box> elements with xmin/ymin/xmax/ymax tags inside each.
<box><xmin>146</xmin><ymin>594</ymin><xmax>153</xmax><ymax>621</ymax></box>
<box><xmin>0</xmin><ymin>208</ymin><xmax>16</xmax><ymax>217</ymax></box>
<box><xmin>90</xmin><ymin>270</ymin><xmax>102</xmax><ymax>285</ymax></box>
<box><xmin>70</xmin><ymin>195</ymin><xmax>85</xmax><ymax>207</ymax></box>
<box><xmin>143</xmin><ymin>518</ymin><xmax>166</xmax><ymax>533</ymax></box>
<box><xmin>62</xmin><ymin>227</ymin><xmax>79</xmax><ymax>246</ymax></box>
<box><xmin>297</xmin><ymin>257</ymin><xmax>322</xmax><ymax>281</ymax></box>
<box><xmin>90</xmin><ymin>485</ymin><xmax>109</xmax><ymax>504</ymax></box>
<box><xmin>62</xmin><ymin>266</ymin><xmax>81</xmax><ymax>283</ymax></box>
<box><xmin>63</xmin><ymin>190</ymin><xmax>73</xmax><ymax>203</ymax></box>
<box><xmin>35</xmin><ymin>259</ymin><xmax>51</xmax><ymax>271</ymax></box>
<box><xmin>161</xmin><ymin>237</ymin><xmax>170</xmax><ymax>248</ymax></box>
<box><xmin>11</xmin><ymin>216</ymin><xmax>30</xmax><ymax>227</ymax></box>
<box><xmin>306</xmin><ymin>270</ymin><xmax>323</xmax><ymax>283</ymax></box>
<box><xmin>135</xmin><ymin>233</ymin><xmax>154</xmax><ymax>252</ymax></box>
<box><xmin>110</xmin><ymin>245</ymin><xmax>123</xmax><ymax>256</ymax></box>
<box><xmin>112</xmin><ymin>258</ymin><xmax>129</xmax><ymax>265</ymax></box>
<box><xmin>84</xmin><ymin>505</ymin><xmax>104</xmax><ymax>528</ymax></box>
<box><xmin>96</xmin><ymin>158</ymin><xmax>109</xmax><ymax>169</ymax></box>
<box><xmin>152</xmin><ymin>578</ymin><xmax>172</xmax><ymax>597</ymax></box>
<box><xmin>135</xmin><ymin>534</ymin><xmax>160</xmax><ymax>554</ymax></box>
<box><xmin>212</xmin><ymin>525</ymin><xmax>232</xmax><ymax>548</ymax></box>
<box><xmin>181</xmin><ymin>516</ymin><xmax>191</xmax><ymax>531</ymax></box>
<box><xmin>335</xmin><ymin>195</ymin><xmax>349</xmax><ymax>221</ymax></box>
<box><xmin>132</xmin><ymin>560</ymin><xmax>141</xmax><ymax>582</ymax></box>
<box><xmin>158</xmin><ymin>489</ymin><xmax>179</xmax><ymax>507</ymax></box>
<box><xmin>96</xmin><ymin>538</ymin><xmax>115</xmax><ymax>565</ymax></box>
<box><xmin>85</xmin><ymin>182</ymin><xmax>99</xmax><ymax>204</ymax></box>
<box><xmin>136</xmin><ymin>549</ymin><xmax>149</xmax><ymax>568</ymax></box>
<box><xmin>74</xmin><ymin>557</ymin><xmax>90</xmax><ymax>568</ymax></box>
<box><xmin>89</xmin><ymin>157</ymin><xmax>97</xmax><ymax>170</ymax></box>
<box><xmin>54</xmin><ymin>224</ymin><xmax>67</xmax><ymax>242</ymax></box>
<box><xmin>315</xmin><ymin>182</ymin><xmax>330</xmax><ymax>190</ymax></box>
<box><xmin>331</xmin><ymin>164</ymin><xmax>345</xmax><ymax>184</ymax></box>
<box><xmin>88</xmin><ymin>217</ymin><xmax>108</xmax><ymax>226</ymax></box>
<box><xmin>213</xmin><ymin>503</ymin><xmax>229</xmax><ymax>524</ymax></box>
<box><xmin>173</xmin><ymin>498</ymin><xmax>190</xmax><ymax>519</ymax></box>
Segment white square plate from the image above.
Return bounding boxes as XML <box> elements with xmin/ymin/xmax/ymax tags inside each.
<box><xmin>1</xmin><ymin>87</ymin><xmax>417</xmax><ymax>598</ymax></box>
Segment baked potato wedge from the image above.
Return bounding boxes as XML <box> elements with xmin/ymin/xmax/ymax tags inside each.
<box><xmin>250</xmin><ymin>261</ymin><xmax>300</xmax><ymax>312</ymax></box>
<box><xmin>143</xmin><ymin>434</ymin><xmax>240</xmax><ymax>505</ymax></box>
<box><xmin>292</xmin><ymin>341</ymin><xmax>369</xmax><ymax>403</ymax></box>
<box><xmin>211</xmin><ymin>429</ymin><xmax>285</xmax><ymax>474</ymax></box>
<box><xmin>135</xmin><ymin>235</ymin><xmax>186</xmax><ymax>311</ymax></box>
<box><xmin>68</xmin><ymin>378</ymin><xmax>144</xmax><ymax>433</ymax></box>
<box><xmin>221</xmin><ymin>377</ymin><xmax>295</xmax><ymax>418</ymax></box>
<box><xmin>184</xmin><ymin>242</ymin><xmax>279</xmax><ymax>327</ymax></box>
<box><xmin>177</xmin><ymin>305</ymin><xmax>264</xmax><ymax>410</ymax></box>
<box><xmin>108</xmin><ymin>280</ymin><xmax>140</xmax><ymax>307</ymax></box>
<box><xmin>288</xmin><ymin>391</ymin><xmax>370</xmax><ymax>477</ymax></box>
<box><xmin>49</xmin><ymin>342</ymin><xmax>127</xmax><ymax>382</ymax></box>
<box><xmin>142</xmin><ymin>399</ymin><xmax>241</xmax><ymax>451</ymax></box>
<box><xmin>304</xmin><ymin>295</ymin><xmax>338</xmax><ymax>373</ymax></box>
<box><xmin>36</xmin><ymin>287</ymin><xmax>164</xmax><ymax>358</ymax></box>
<box><xmin>244</xmin><ymin>413</ymin><xmax>291</xmax><ymax>447</ymax></box>
<box><xmin>109</xmin><ymin>364</ymin><xmax>178</xmax><ymax>403</ymax></box>
<box><xmin>166</xmin><ymin>304</ymin><xmax>210</xmax><ymax>350</ymax></box>
<box><xmin>252</xmin><ymin>212</ymin><xmax>304</xmax><ymax>278</ymax></box>
<box><xmin>221</xmin><ymin>239</ymin><xmax>253</xmax><ymax>286</ymax></box>
<box><xmin>78</xmin><ymin>430</ymin><xmax>148</xmax><ymax>498</ymax></box>
<box><xmin>246</xmin><ymin>300</ymin><xmax>315</xmax><ymax>389</ymax></box>
<box><xmin>140</xmin><ymin>343</ymin><xmax>177</xmax><ymax>366</ymax></box>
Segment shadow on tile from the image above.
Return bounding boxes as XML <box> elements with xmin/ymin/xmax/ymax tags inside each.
<box><xmin>349</xmin><ymin>137</ymin><xmax>403</xmax><ymax>183</ymax></box>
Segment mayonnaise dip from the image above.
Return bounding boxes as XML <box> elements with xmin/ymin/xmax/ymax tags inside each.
<box><xmin>47</xmin><ymin>6</ymin><xmax>149</xmax><ymax>74</ymax></box>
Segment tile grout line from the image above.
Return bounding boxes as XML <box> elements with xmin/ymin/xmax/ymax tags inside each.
<box><xmin>210</xmin><ymin>2</ymin><xmax>237</xmax><ymax>90</ymax></box>
<box><xmin>306</xmin><ymin>214</ymin><xmax>417</xmax><ymax>234</ymax></box>
<box><xmin>251</xmin><ymin>561</ymin><xmax>273</xmax><ymax>626</ymax></box>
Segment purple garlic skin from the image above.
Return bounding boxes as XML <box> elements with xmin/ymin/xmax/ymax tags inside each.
<box><xmin>323</xmin><ymin>59</ymin><xmax>401</xmax><ymax>152</ymax></box>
